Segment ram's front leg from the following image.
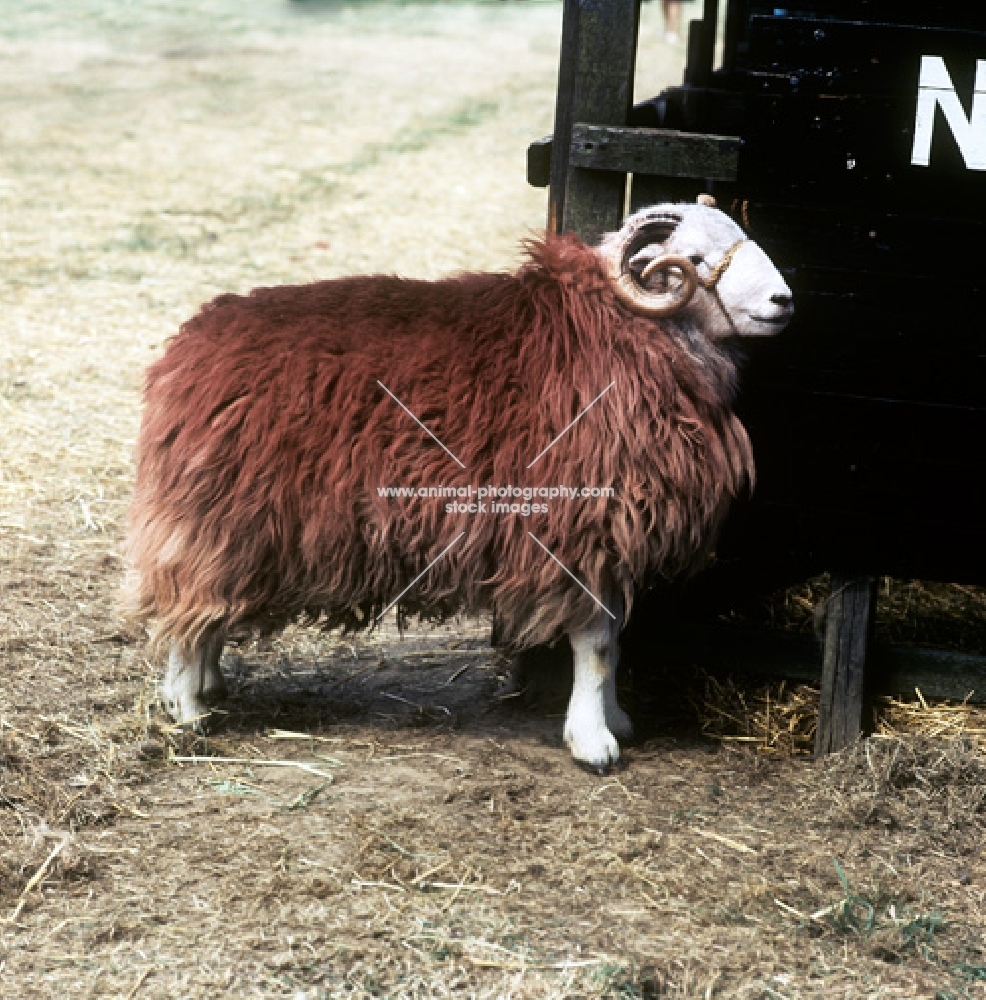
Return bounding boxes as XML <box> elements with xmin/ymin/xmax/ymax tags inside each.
<box><xmin>162</xmin><ymin>625</ymin><xmax>227</xmax><ymax>732</ymax></box>
<box><xmin>563</xmin><ymin>590</ymin><xmax>630</xmax><ymax>772</ymax></box>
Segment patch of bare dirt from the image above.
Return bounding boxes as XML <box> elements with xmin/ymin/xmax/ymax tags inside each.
<box><xmin>4</xmin><ymin>624</ymin><xmax>986</xmax><ymax>997</ymax></box>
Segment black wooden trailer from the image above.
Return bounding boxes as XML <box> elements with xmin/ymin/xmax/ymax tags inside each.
<box><xmin>528</xmin><ymin>0</ymin><xmax>986</xmax><ymax>751</ymax></box>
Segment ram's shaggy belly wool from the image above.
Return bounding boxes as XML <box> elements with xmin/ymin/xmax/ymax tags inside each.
<box><xmin>127</xmin><ymin>235</ymin><xmax>753</xmax><ymax>655</ymax></box>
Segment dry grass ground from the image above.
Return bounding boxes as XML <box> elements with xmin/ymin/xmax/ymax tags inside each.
<box><xmin>2</xmin><ymin>2</ymin><xmax>985</xmax><ymax>997</ymax></box>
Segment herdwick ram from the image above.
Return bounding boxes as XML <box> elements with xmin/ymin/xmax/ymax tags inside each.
<box><xmin>126</xmin><ymin>199</ymin><xmax>793</xmax><ymax>769</ymax></box>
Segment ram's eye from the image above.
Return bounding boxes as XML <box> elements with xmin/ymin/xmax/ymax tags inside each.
<box><xmin>688</xmin><ymin>254</ymin><xmax>704</xmax><ymax>266</ymax></box>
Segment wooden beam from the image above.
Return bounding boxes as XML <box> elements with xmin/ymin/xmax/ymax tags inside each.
<box><xmin>815</xmin><ymin>575</ymin><xmax>876</xmax><ymax>754</ymax></box>
<box><xmin>724</xmin><ymin>628</ymin><xmax>986</xmax><ymax>702</ymax></box>
<box><xmin>872</xmin><ymin>645</ymin><xmax>986</xmax><ymax>703</ymax></box>
<box><xmin>569</xmin><ymin>125</ymin><xmax>741</xmax><ymax>181</ymax></box>
<box><xmin>631</xmin><ymin>620</ymin><xmax>986</xmax><ymax>704</ymax></box>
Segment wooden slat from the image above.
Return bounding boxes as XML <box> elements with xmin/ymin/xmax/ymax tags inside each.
<box><xmin>569</xmin><ymin>124</ymin><xmax>741</xmax><ymax>180</ymax></box>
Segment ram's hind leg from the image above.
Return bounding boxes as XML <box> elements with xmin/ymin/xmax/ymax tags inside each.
<box><xmin>163</xmin><ymin>625</ymin><xmax>227</xmax><ymax>731</ymax></box>
<box><xmin>563</xmin><ymin>591</ymin><xmax>628</xmax><ymax>772</ymax></box>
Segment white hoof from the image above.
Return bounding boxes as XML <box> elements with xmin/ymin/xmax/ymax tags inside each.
<box><xmin>563</xmin><ymin>717</ymin><xmax>621</xmax><ymax>770</ymax></box>
<box><xmin>162</xmin><ymin>670</ymin><xmax>224</xmax><ymax>726</ymax></box>
<box><xmin>163</xmin><ymin>635</ymin><xmax>226</xmax><ymax>730</ymax></box>
<box><xmin>163</xmin><ymin>685</ymin><xmax>209</xmax><ymax>729</ymax></box>
<box><xmin>605</xmin><ymin>703</ymin><xmax>634</xmax><ymax>741</ymax></box>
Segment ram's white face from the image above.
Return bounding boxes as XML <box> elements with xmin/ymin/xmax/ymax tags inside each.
<box><xmin>628</xmin><ymin>203</ymin><xmax>794</xmax><ymax>340</ymax></box>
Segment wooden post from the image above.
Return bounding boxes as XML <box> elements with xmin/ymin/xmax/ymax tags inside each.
<box><xmin>815</xmin><ymin>574</ymin><xmax>876</xmax><ymax>755</ymax></box>
<box><xmin>548</xmin><ymin>0</ymin><xmax>641</xmax><ymax>242</ymax></box>
<box><xmin>547</xmin><ymin>0</ymin><xmax>582</xmax><ymax>233</ymax></box>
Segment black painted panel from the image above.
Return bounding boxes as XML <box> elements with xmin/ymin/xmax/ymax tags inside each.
<box><xmin>628</xmin><ymin>4</ymin><xmax>986</xmax><ymax>584</ymax></box>
<box><xmin>738</xmin><ymin>19</ymin><xmax>986</xmax><ymax>210</ymax></box>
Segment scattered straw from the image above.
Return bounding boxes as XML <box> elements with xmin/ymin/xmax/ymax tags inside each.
<box><xmin>693</xmin><ymin>828</ymin><xmax>757</xmax><ymax>855</ymax></box>
<box><xmin>876</xmin><ymin>690</ymin><xmax>986</xmax><ymax>746</ymax></box>
<box><xmin>812</xmin><ymin>735</ymin><xmax>986</xmax><ymax>833</ymax></box>
<box><xmin>169</xmin><ymin>755</ymin><xmax>335</xmax><ymax>779</ymax></box>
<box><xmin>6</xmin><ymin>833</ymin><xmax>71</xmax><ymax>924</ymax></box>
<box><xmin>125</xmin><ymin>967</ymin><xmax>153</xmax><ymax>1000</ymax></box>
<box><xmin>697</xmin><ymin>672</ymin><xmax>986</xmax><ymax>756</ymax></box>
<box><xmin>695</xmin><ymin>674</ymin><xmax>818</xmax><ymax>755</ymax></box>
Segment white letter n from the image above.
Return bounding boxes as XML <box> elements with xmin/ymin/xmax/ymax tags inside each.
<box><xmin>911</xmin><ymin>55</ymin><xmax>986</xmax><ymax>170</ymax></box>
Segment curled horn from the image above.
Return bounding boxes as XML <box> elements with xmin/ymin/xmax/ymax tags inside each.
<box><xmin>604</xmin><ymin>213</ymin><xmax>700</xmax><ymax>318</ymax></box>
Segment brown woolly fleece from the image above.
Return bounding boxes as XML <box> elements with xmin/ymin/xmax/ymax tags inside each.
<box><xmin>126</xmin><ymin>234</ymin><xmax>754</xmax><ymax>654</ymax></box>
